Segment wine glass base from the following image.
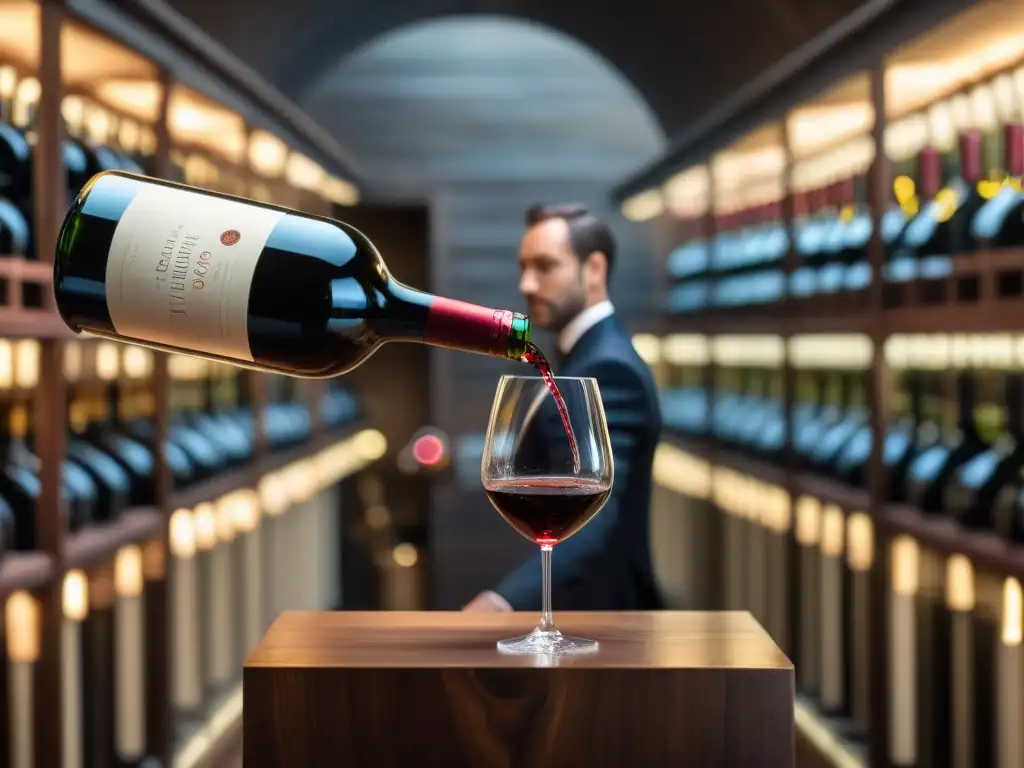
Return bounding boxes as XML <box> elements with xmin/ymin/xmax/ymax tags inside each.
<box><xmin>496</xmin><ymin>627</ymin><xmax>599</xmax><ymax>656</ymax></box>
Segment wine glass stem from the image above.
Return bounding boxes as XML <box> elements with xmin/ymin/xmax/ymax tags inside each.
<box><xmin>540</xmin><ymin>544</ymin><xmax>554</xmax><ymax>631</ymax></box>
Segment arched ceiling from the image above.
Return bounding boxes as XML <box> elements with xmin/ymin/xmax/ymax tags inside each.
<box><xmin>165</xmin><ymin>0</ymin><xmax>870</xmax><ymax>138</ymax></box>
<box><xmin>284</xmin><ymin>15</ymin><xmax>664</xmax><ymax>322</ymax></box>
<box><xmin>300</xmin><ymin>17</ymin><xmax>664</xmax><ymax>196</ymax></box>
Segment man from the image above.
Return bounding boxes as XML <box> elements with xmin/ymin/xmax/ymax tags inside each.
<box><xmin>464</xmin><ymin>203</ymin><xmax>664</xmax><ymax>612</ymax></box>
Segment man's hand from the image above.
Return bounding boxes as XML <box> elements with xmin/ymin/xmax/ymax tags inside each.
<box><xmin>462</xmin><ymin>590</ymin><xmax>513</xmax><ymax>612</ymax></box>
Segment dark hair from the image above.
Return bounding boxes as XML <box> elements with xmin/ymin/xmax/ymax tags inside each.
<box><xmin>525</xmin><ymin>203</ymin><xmax>616</xmax><ymax>277</ymax></box>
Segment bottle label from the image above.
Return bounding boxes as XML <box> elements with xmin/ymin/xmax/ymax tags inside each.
<box><xmin>105</xmin><ymin>183</ymin><xmax>284</xmax><ymax>362</ymax></box>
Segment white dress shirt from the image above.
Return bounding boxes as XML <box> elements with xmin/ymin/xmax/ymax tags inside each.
<box><xmin>479</xmin><ymin>300</ymin><xmax>615</xmax><ymax>612</ymax></box>
<box><xmin>557</xmin><ymin>299</ymin><xmax>615</xmax><ymax>356</ymax></box>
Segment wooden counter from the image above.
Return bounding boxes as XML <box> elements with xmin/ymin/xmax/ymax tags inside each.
<box><xmin>243</xmin><ymin>611</ymin><xmax>794</xmax><ymax>767</ymax></box>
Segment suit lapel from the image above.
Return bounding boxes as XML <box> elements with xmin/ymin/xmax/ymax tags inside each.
<box><xmin>561</xmin><ymin>314</ymin><xmax>616</xmax><ymax>376</ymax></box>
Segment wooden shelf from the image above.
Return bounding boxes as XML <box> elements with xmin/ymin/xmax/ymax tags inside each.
<box><xmin>660</xmin><ymin>249</ymin><xmax>1024</xmax><ymax>336</ymax></box>
<box><xmin>0</xmin><ymin>422</ymin><xmax>365</xmax><ymax>591</ymax></box>
<box><xmin>0</xmin><ymin>308</ymin><xmax>75</xmax><ymax>339</ymax></box>
<box><xmin>882</xmin><ymin>503</ymin><xmax>1024</xmax><ymax>580</ymax></box>
<box><xmin>65</xmin><ymin>507</ymin><xmax>163</xmax><ymax>570</ymax></box>
<box><xmin>665</xmin><ymin>434</ymin><xmax>1024</xmax><ymax>579</ymax></box>
<box><xmin>0</xmin><ymin>255</ymin><xmax>73</xmax><ymax>339</ymax></box>
<box><xmin>0</xmin><ymin>550</ymin><xmax>54</xmax><ymax>597</ymax></box>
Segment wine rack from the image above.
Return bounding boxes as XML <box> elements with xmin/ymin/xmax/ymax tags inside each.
<box><xmin>0</xmin><ymin>1</ymin><xmax>384</xmax><ymax>766</ymax></box>
<box><xmin>616</xmin><ymin>0</ymin><xmax>1024</xmax><ymax>765</ymax></box>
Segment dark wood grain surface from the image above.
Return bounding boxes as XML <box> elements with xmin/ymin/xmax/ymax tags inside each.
<box><xmin>244</xmin><ymin>611</ymin><xmax>795</xmax><ymax>767</ymax></box>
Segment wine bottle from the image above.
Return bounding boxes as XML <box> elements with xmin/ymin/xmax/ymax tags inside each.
<box><xmin>789</xmin><ymin>368</ymin><xmax>822</xmax><ymax>465</ymax></box>
<box><xmin>808</xmin><ymin>368</ymin><xmax>868</xmax><ymax>476</ymax></box>
<box><xmin>738</xmin><ymin>204</ymin><xmax>786</xmax><ymax>308</ymax></box>
<box><xmin>661</xmin><ymin>365</ymin><xmax>708</xmax><ymax>439</ymax></box>
<box><xmin>83</xmin><ymin>390</ymin><xmax>157</xmax><ymax>504</ymax></box>
<box><xmin>839</xmin><ymin>175</ymin><xmax>874</xmax><ymax>292</ymax></box>
<box><xmin>667</xmin><ymin>231</ymin><xmax>711</xmax><ymax>280</ymax></box>
<box><xmin>817</xmin><ymin>180</ymin><xmax>853</xmax><ymax>295</ymax></box>
<box><xmin>882</xmin><ymin>157</ymin><xmax>918</xmax><ymax>288</ymax></box>
<box><xmin>0</xmin><ymin>110</ymin><xmax>31</xmax><ymax>258</ymax></box>
<box><xmin>794</xmin><ymin>369</ymin><xmax>843</xmax><ymax>472</ymax></box>
<box><xmin>666</xmin><ymin>218</ymin><xmax>713</xmax><ymax>316</ymax></box>
<box><xmin>65</xmin><ymin>395</ymin><xmax>131</xmax><ymax>522</ymax></box>
<box><xmin>901</xmin><ymin>145</ymin><xmax>949</xmax><ymax>284</ymax></box>
<box><xmin>797</xmin><ymin>185</ymin><xmax>836</xmax><ymax>271</ymax></box>
<box><xmin>751</xmin><ymin>369</ymin><xmax>785</xmax><ymax>461</ymax></box>
<box><xmin>972</xmin><ymin>123</ymin><xmax>1024</xmax><ymax>248</ymax></box>
<box><xmin>905</xmin><ymin>371</ymin><xmax>987</xmax><ymax>513</ymax></box>
<box><xmin>891</xmin><ymin>372</ymin><xmax>944</xmax><ymax>503</ymax></box>
<box><xmin>169</xmin><ymin>375</ymin><xmax>231</xmax><ymax>478</ymax></box>
<box><xmin>0</xmin><ymin>403</ymin><xmax>41</xmax><ymax>549</ymax></box>
<box><xmin>788</xmin><ymin>193</ymin><xmax>819</xmax><ymax>300</ymax></box>
<box><xmin>885</xmin><ymin>372</ymin><xmax>928</xmax><ymax>497</ymax></box>
<box><xmin>185</xmin><ymin>370</ymin><xmax>252</xmax><ymax>466</ymax></box>
<box><xmin>21</xmin><ymin>404</ymin><xmax>99</xmax><ymax>533</ymax></box>
<box><xmin>0</xmin><ymin>115</ymin><xmax>31</xmax><ymax>192</ymax></box>
<box><xmin>54</xmin><ymin>171</ymin><xmax>531</xmax><ymax>377</ymax></box>
<box><xmin>835</xmin><ymin>372</ymin><xmax>900</xmax><ymax>490</ymax></box>
<box><xmin>0</xmin><ymin>403</ymin><xmax>81</xmax><ymax>546</ymax></box>
<box><xmin>124</xmin><ymin>389</ymin><xmax>220</xmax><ymax>486</ymax></box>
<box><xmin>732</xmin><ymin>369</ymin><xmax>772</xmax><ymax>455</ymax></box>
<box><xmin>92</xmin><ymin>389</ymin><xmax>194</xmax><ymax>495</ymax></box>
<box><xmin>945</xmin><ymin>372</ymin><xmax>1024</xmax><ymax>529</ymax></box>
<box><xmin>713</xmin><ymin>368</ymin><xmax>751</xmax><ymax>451</ymax></box>
<box><xmin>904</xmin><ymin>131</ymin><xmax>986</xmax><ymax>265</ymax></box>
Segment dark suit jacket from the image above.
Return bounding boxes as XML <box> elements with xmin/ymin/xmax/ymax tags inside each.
<box><xmin>493</xmin><ymin>313</ymin><xmax>664</xmax><ymax>611</ymax></box>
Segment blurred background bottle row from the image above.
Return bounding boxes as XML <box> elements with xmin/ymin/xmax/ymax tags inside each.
<box><xmin>627</xmin><ymin>0</ymin><xmax>1024</xmax><ymax>766</ymax></box>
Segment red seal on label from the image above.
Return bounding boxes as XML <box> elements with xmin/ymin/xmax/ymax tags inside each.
<box><xmin>220</xmin><ymin>229</ymin><xmax>241</xmax><ymax>246</ymax></box>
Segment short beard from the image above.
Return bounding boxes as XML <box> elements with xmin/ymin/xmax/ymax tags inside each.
<box><xmin>548</xmin><ymin>291</ymin><xmax>587</xmax><ymax>334</ymax></box>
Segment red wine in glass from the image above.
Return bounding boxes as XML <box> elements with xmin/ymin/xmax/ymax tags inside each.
<box><xmin>522</xmin><ymin>342</ymin><xmax>581</xmax><ymax>472</ymax></box>
<box><xmin>484</xmin><ymin>476</ymin><xmax>611</xmax><ymax>546</ymax></box>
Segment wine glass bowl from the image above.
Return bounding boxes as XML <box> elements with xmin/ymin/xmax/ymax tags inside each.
<box><xmin>481</xmin><ymin>375</ymin><xmax>613</xmax><ymax>655</ymax></box>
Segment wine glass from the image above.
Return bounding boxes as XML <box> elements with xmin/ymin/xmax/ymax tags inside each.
<box><xmin>481</xmin><ymin>375</ymin><xmax>613</xmax><ymax>655</ymax></box>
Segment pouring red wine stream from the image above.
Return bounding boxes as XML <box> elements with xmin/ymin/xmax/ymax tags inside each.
<box><xmin>522</xmin><ymin>342</ymin><xmax>580</xmax><ymax>472</ymax></box>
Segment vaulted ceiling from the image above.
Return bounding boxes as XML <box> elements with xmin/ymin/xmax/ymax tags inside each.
<box><xmin>165</xmin><ymin>0</ymin><xmax>870</xmax><ymax>139</ymax></box>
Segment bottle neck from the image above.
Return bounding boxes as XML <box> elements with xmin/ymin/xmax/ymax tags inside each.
<box><xmin>383</xmin><ymin>281</ymin><xmax>530</xmax><ymax>361</ymax></box>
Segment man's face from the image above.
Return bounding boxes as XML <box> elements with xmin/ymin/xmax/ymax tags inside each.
<box><xmin>517</xmin><ymin>218</ymin><xmax>587</xmax><ymax>332</ymax></box>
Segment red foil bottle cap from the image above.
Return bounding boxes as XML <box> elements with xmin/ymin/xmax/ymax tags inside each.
<box><xmin>1006</xmin><ymin>124</ymin><xmax>1024</xmax><ymax>177</ymax></box>
<box><xmin>918</xmin><ymin>146</ymin><xmax>941</xmax><ymax>198</ymax></box>
<box><xmin>959</xmin><ymin>130</ymin><xmax>982</xmax><ymax>182</ymax></box>
<box><xmin>426</xmin><ymin>298</ymin><xmax>517</xmax><ymax>358</ymax></box>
